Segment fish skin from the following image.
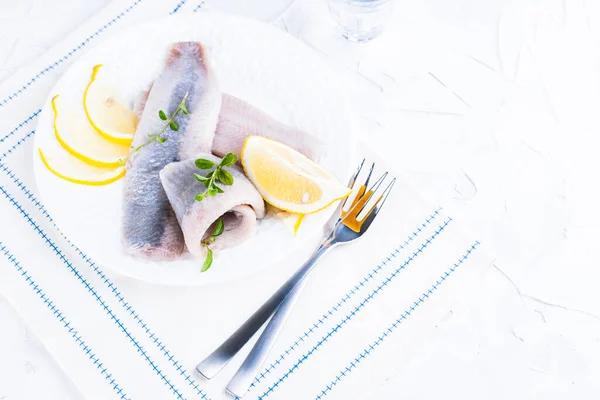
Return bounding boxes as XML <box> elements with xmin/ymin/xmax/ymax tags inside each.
<box><xmin>212</xmin><ymin>93</ymin><xmax>325</xmax><ymax>162</ymax></box>
<box><xmin>159</xmin><ymin>154</ymin><xmax>265</xmax><ymax>258</ymax></box>
<box><xmin>123</xmin><ymin>42</ymin><xmax>221</xmax><ymax>261</ymax></box>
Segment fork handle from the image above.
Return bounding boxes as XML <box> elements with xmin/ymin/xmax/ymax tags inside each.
<box><xmin>226</xmin><ymin>278</ymin><xmax>308</xmax><ymax>397</ymax></box>
<box><xmin>196</xmin><ymin>242</ymin><xmax>334</xmax><ymax>379</ymax></box>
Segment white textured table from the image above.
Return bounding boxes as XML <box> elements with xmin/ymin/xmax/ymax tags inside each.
<box><xmin>1</xmin><ymin>0</ymin><xmax>600</xmax><ymax>398</ymax></box>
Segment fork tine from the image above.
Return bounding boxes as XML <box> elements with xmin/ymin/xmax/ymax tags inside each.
<box><xmin>348</xmin><ymin>158</ymin><xmax>365</xmax><ymax>188</ymax></box>
<box><xmin>352</xmin><ymin>167</ymin><xmax>388</xmax><ymax>217</ymax></box>
<box><xmin>363</xmin><ymin>162</ymin><xmax>375</xmax><ymax>188</ymax></box>
<box><xmin>360</xmin><ymin>177</ymin><xmax>396</xmax><ymax>229</ymax></box>
<box><xmin>352</xmin><ymin>171</ymin><xmax>389</xmax><ymax>217</ymax></box>
<box><xmin>373</xmin><ymin>177</ymin><xmax>396</xmax><ymax>213</ymax></box>
<box><xmin>341</xmin><ymin>163</ymin><xmax>378</xmax><ymax>218</ymax></box>
<box><xmin>367</xmin><ymin>171</ymin><xmax>388</xmax><ymax>194</ymax></box>
<box><xmin>340</xmin><ymin>169</ymin><xmax>387</xmax><ymax>231</ymax></box>
<box><xmin>341</xmin><ymin>159</ymin><xmax>366</xmax><ymax>209</ymax></box>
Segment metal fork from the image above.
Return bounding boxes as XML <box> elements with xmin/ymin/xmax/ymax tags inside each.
<box><xmin>196</xmin><ymin>160</ymin><xmax>395</xmax><ymax>397</ymax></box>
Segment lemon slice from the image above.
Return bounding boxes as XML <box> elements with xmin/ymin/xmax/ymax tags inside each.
<box><xmin>39</xmin><ymin>142</ymin><xmax>125</xmax><ymax>186</ymax></box>
<box><xmin>52</xmin><ymin>94</ymin><xmax>130</xmax><ymax>168</ymax></box>
<box><xmin>241</xmin><ymin>136</ymin><xmax>350</xmax><ymax>214</ymax></box>
<box><xmin>83</xmin><ymin>64</ymin><xmax>138</xmax><ymax>145</ymax></box>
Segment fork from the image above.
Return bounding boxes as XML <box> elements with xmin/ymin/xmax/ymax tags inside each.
<box><xmin>196</xmin><ymin>160</ymin><xmax>395</xmax><ymax>397</ymax></box>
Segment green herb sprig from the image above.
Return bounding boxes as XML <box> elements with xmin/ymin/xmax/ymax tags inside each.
<box><xmin>119</xmin><ymin>92</ymin><xmax>189</xmax><ymax>165</ymax></box>
<box><xmin>193</xmin><ymin>153</ymin><xmax>238</xmax><ymax>202</ymax></box>
<box><xmin>201</xmin><ymin>217</ymin><xmax>224</xmax><ymax>272</ymax></box>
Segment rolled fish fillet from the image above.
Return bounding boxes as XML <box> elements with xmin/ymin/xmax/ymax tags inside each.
<box><xmin>123</xmin><ymin>42</ymin><xmax>221</xmax><ymax>261</ymax></box>
<box><xmin>212</xmin><ymin>93</ymin><xmax>325</xmax><ymax>162</ymax></box>
<box><xmin>159</xmin><ymin>154</ymin><xmax>266</xmax><ymax>258</ymax></box>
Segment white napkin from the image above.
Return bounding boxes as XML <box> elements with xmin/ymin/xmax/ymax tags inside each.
<box><xmin>0</xmin><ymin>0</ymin><xmax>493</xmax><ymax>399</ymax></box>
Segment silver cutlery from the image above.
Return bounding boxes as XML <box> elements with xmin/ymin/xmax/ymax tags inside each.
<box><xmin>196</xmin><ymin>160</ymin><xmax>395</xmax><ymax>397</ymax></box>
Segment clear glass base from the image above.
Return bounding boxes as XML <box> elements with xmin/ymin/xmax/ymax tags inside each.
<box><xmin>342</xmin><ymin>27</ymin><xmax>385</xmax><ymax>43</ymax></box>
<box><xmin>328</xmin><ymin>0</ymin><xmax>394</xmax><ymax>43</ymax></box>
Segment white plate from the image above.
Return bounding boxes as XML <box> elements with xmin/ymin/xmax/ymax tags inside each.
<box><xmin>33</xmin><ymin>12</ymin><xmax>355</xmax><ymax>286</ymax></box>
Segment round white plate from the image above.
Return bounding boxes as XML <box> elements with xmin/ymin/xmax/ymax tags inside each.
<box><xmin>33</xmin><ymin>12</ymin><xmax>355</xmax><ymax>286</ymax></box>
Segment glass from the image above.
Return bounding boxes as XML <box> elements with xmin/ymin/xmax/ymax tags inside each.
<box><xmin>328</xmin><ymin>0</ymin><xmax>395</xmax><ymax>43</ymax></box>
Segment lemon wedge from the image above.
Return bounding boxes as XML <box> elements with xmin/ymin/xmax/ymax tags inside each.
<box><xmin>266</xmin><ymin>204</ymin><xmax>305</xmax><ymax>236</ymax></box>
<box><xmin>83</xmin><ymin>64</ymin><xmax>138</xmax><ymax>145</ymax></box>
<box><xmin>39</xmin><ymin>142</ymin><xmax>125</xmax><ymax>186</ymax></box>
<box><xmin>294</xmin><ymin>214</ymin><xmax>305</xmax><ymax>235</ymax></box>
<box><xmin>241</xmin><ymin>136</ymin><xmax>350</xmax><ymax>214</ymax></box>
<box><xmin>52</xmin><ymin>94</ymin><xmax>130</xmax><ymax>168</ymax></box>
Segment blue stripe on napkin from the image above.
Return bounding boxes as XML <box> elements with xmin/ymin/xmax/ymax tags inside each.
<box><xmin>0</xmin><ymin>130</ymin><xmax>35</xmax><ymax>161</ymax></box>
<box><xmin>0</xmin><ymin>0</ymin><xmax>145</xmax><ymax>108</ymax></box>
<box><xmin>0</xmin><ymin>110</ymin><xmax>41</xmax><ymax>145</ymax></box>
<box><xmin>1</xmin><ymin>141</ymin><xmax>210</xmax><ymax>399</ymax></box>
<box><xmin>0</xmin><ymin>243</ymin><xmax>131</xmax><ymax>399</ymax></box>
<box><xmin>0</xmin><ymin>185</ymin><xmax>188</xmax><ymax>399</ymax></box>
<box><xmin>314</xmin><ymin>241</ymin><xmax>481</xmax><ymax>399</ymax></box>
<box><xmin>253</xmin><ymin>218</ymin><xmax>453</xmax><ymax>399</ymax></box>
<box><xmin>246</xmin><ymin>208</ymin><xmax>444</xmax><ymax>393</ymax></box>
<box><xmin>0</xmin><ymin>1</ymin><xmax>484</xmax><ymax>398</ymax></box>
<box><xmin>171</xmin><ymin>0</ymin><xmax>188</xmax><ymax>14</ymax></box>
<box><xmin>0</xmin><ymin>1</ymin><xmax>212</xmax><ymax>397</ymax></box>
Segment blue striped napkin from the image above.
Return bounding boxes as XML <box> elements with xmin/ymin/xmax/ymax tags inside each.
<box><xmin>0</xmin><ymin>1</ymin><xmax>492</xmax><ymax>398</ymax></box>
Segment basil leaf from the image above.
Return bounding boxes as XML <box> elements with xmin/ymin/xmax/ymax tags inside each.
<box><xmin>220</xmin><ymin>153</ymin><xmax>238</xmax><ymax>167</ymax></box>
<box><xmin>158</xmin><ymin>110</ymin><xmax>167</xmax><ymax>120</ymax></box>
<box><xmin>201</xmin><ymin>248</ymin><xmax>213</xmax><ymax>272</ymax></box>
<box><xmin>195</xmin><ymin>159</ymin><xmax>215</xmax><ymax>169</ymax></box>
<box><xmin>194</xmin><ymin>173</ymin><xmax>209</xmax><ymax>183</ymax></box>
<box><xmin>157</xmin><ymin>137</ymin><xmax>167</xmax><ymax>143</ymax></box>
<box><xmin>169</xmin><ymin>121</ymin><xmax>179</xmax><ymax>131</ymax></box>
<box><xmin>219</xmin><ymin>169</ymin><xmax>234</xmax><ymax>186</ymax></box>
<box><xmin>194</xmin><ymin>193</ymin><xmax>205</xmax><ymax>202</ymax></box>
<box><xmin>213</xmin><ymin>185</ymin><xmax>224</xmax><ymax>194</ymax></box>
<box><xmin>207</xmin><ymin>188</ymin><xmax>218</xmax><ymax>197</ymax></box>
<box><xmin>205</xmin><ymin>170</ymin><xmax>214</xmax><ymax>179</ymax></box>
<box><xmin>179</xmin><ymin>103</ymin><xmax>189</xmax><ymax>115</ymax></box>
<box><xmin>212</xmin><ymin>218</ymin><xmax>224</xmax><ymax>237</ymax></box>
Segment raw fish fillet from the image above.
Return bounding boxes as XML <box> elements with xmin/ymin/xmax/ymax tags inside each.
<box><xmin>159</xmin><ymin>154</ymin><xmax>266</xmax><ymax>258</ymax></box>
<box><xmin>212</xmin><ymin>93</ymin><xmax>325</xmax><ymax>161</ymax></box>
<box><xmin>123</xmin><ymin>42</ymin><xmax>221</xmax><ymax>260</ymax></box>
<box><xmin>133</xmin><ymin>82</ymin><xmax>153</xmax><ymax>118</ymax></box>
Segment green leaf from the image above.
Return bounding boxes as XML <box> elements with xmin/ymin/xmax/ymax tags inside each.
<box><xmin>158</xmin><ymin>110</ymin><xmax>167</xmax><ymax>120</ymax></box>
<box><xmin>194</xmin><ymin>193</ymin><xmax>205</xmax><ymax>202</ymax></box>
<box><xmin>194</xmin><ymin>173</ymin><xmax>209</xmax><ymax>183</ymax></box>
<box><xmin>169</xmin><ymin>121</ymin><xmax>179</xmax><ymax>131</ymax></box>
<box><xmin>179</xmin><ymin>103</ymin><xmax>189</xmax><ymax>115</ymax></box>
<box><xmin>157</xmin><ymin>137</ymin><xmax>167</xmax><ymax>143</ymax></box>
<box><xmin>205</xmin><ymin>170</ymin><xmax>214</xmax><ymax>179</ymax></box>
<box><xmin>201</xmin><ymin>248</ymin><xmax>213</xmax><ymax>272</ymax></box>
<box><xmin>207</xmin><ymin>188</ymin><xmax>218</xmax><ymax>197</ymax></box>
<box><xmin>213</xmin><ymin>185</ymin><xmax>224</xmax><ymax>194</ymax></box>
<box><xmin>220</xmin><ymin>153</ymin><xmax>238</xmax><ymax>167</ymax></box>
<box><xmin>218</xmin><ymin>169</ymin><xmax>234</xmax><ymax>186</ymax></box>
<box><xmin>211</xmin><ymin>218</ymin><xmax>224</xmax><ymax>237</ymax></box>
<box><xmin>195</xmin><ymin>159</ymin><xmax>215</xmax><ymax>170</ymax></box>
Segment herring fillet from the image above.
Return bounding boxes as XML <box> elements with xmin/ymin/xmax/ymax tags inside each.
<box><xmin>212</xmin><ymin>93</ymin><xmax>325</xmax><ymax>162</ymax></box>
<box><xmin>159</xmin><ymin>155</ymin><xmax>266</xmax><ymax>258</ymax></box>
<box><xmin>123</xmin><ymin>42</ymin><xmax>221</xmax><ymax>260</ymax></box>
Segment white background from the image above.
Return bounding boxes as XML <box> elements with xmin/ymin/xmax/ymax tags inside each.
<box><xmin>1</xmin><ymin>0</ymin><xmax>600</xmax><ymax>398</ymax></box>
